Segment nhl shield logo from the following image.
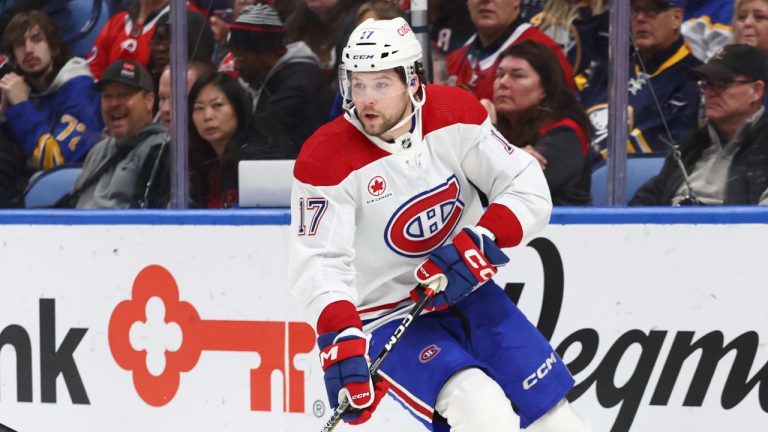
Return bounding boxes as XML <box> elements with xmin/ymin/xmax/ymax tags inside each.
<box><xmin>384</xmin><ymin>175</ymin><xmax>464</xmax><ymax>257</ymax></box>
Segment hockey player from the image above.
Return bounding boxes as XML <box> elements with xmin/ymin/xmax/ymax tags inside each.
<box><xmin>289</xmin><ymin>17</ymin><xmax>591</xmax><ymax>432</ymax></box>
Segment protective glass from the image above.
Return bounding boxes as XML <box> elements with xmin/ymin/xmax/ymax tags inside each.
<box><xmin>339</xmin><ymin>65</ymin><xmax>409</xmax><ymax>105</ymax></box>
<box><xmin>697</xmin><ymin>79</ymin><xmax>755</xmax><ymax>93</ymax></box>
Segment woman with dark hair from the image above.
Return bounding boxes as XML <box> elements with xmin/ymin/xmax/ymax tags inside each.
<box><xmin>188</xmin><ymin>72</ymin><xmax>252</xmax><ymax>208</ymax></box>
<box><xmin>485</xmin><ymin>39</ymin><xmax>593</xmax><ymax>205</ymax></box>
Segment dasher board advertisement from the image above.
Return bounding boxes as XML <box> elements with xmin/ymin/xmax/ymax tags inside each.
<box><xmin>0</xmin><ymin>221</ymin><xmax>766</xmax><ymax>431</ymax></box>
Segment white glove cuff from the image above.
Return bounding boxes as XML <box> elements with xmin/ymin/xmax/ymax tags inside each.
<box><xmin>334</xmin><ymin>327</ymin><xmax>371</xmax><ymax>357</ymax></box>
<box><xmin>473</xmin><ymin>225</ymin><xmax>496</xmax><ymax>241</ymax></box>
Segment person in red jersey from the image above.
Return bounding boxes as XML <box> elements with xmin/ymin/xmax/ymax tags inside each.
<box><xmin>446</xmin><ymin>0</ymin><xmax>573</xmax><ymax>101</ymax></box>
<box><xmin>87</xmin><ymin>0</ymin><xmax>170</xmax><ymax>80</ymax></box>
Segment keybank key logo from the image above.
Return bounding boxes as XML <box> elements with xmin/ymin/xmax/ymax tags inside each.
<box><xmin>108</xmin><ymin>265</ymin><xmax>316</xmax><ymax>412</ymax></box>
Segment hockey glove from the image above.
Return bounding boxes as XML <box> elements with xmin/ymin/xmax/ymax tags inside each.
<box><xmin>412</xmin><ymin>226</ymin><xmax>509</xmax><ymax>311</ymax></box>
<box><xmin>317</xmin><ymin>327</ymin><xmax>389</xmax><ymax>425</ymax></box>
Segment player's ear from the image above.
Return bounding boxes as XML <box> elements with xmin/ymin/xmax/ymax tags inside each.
<box><xmin>411</xmin><ymin>74</ymin><xmax>420</xmax><ymax>91</ymax></box>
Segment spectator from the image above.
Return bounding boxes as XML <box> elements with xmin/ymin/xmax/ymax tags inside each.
<box><xmin>580</xmin><ymin>0</ymin><xmax>701</xmax><ymax>157</ymax></box>
<box><xmin>188</xmin><ymin>72</ymin><xmax>252</xmax><ymax>208</ymax></box>
<box><xmin>148</xmin><ymin>10</ymin><xmax>215</xmax><ymax>88</ymax></box>
<box><xmin>733</xmin><ymin>0</ymin><xmax>768</xmax><ymax>53</ymax></box>
<box><xmin>201</xmin><ymin>0</ymin><xmax>295</xmax><ymax>59</ymax></box>
<box><xmin>69</xmin><ymin>60</ymin><xmax>169</xmax><ymax>208</ymax></box>
<box><xmin>531</xmin><ymin>0</ymin><xmax>609</xmax><ymax>85</ymax></box>
<box><xmin>446</xmin><ymin>0</ymin><xmax>574</xmax><ymax>101</ymax></box>
<box><xmin>87</xmin><ymin>0</ymin><xmax>170</xmax><ymax>79</ymax></box>
<box><xmin>630</xmin><ymin>44</ymin><xmax>768</xmax><ymax>206</ymax></box>
<box><xmin>0</xmin><ymin>10</ymin><xmax>104</xmax><ymax>171</ymax></box>
<box><xmin>157</xmin><ymin>60</ymin><xmax>215</xmax><ymax>130</ymax></box>
<box><xmin>284</xmin><ymin>0</ymin><xmax>361</xmax><ymax>74</ymax></box>
<box><xmin>483</xmin><ymin>40</ymin><xmax>592</xmax><ymax>205</ymax></box>
<box><xmin>218</xmin><ymin>0</ymin><xmax>257</xmax><ymax>77</ymax></box>
<box><xmin>229</xmin><ymin>3</ymin><xmax>332</xmax><ymax>159</ymax></box>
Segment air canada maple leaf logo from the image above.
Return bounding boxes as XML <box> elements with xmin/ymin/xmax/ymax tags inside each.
<box><xmin>368</xmin><ymin>176</ymin><xmax>387</xmax><ymax>196</ymax></box>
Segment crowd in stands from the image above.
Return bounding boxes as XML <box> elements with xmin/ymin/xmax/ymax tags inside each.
<box><xmin>0</xmin><ymin>0</ymin><xmax>767</xmax><ymax>209</ymax></box>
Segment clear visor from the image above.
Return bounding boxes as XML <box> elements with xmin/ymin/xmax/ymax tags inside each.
<box><xmin>339</xmin><ymin>65</ymin><xmax>411</xmax><ymax>106</ymax></box>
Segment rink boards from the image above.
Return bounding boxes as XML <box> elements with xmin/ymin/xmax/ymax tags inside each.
<box><xmin>0</xmin><ymin>208</ymin><xmax>766</xmax><ymax>431</ymax></box>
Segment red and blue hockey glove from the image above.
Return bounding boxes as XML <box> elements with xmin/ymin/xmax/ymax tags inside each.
<box><xmin>317</xmin><ymin>327</ymin><xmax>389</xmax><ymax>425</ymax></box>
<box><xmin>412</xmin><ymin>226</ymin><xmax>509</xmax><ymax>311</ymax></box>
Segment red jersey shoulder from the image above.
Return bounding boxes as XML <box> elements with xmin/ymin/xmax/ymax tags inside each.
<box><xmin>446</xmin><ymin>44</ymin><xmax>470</xmax><ymax>72</ymax></box>
<box><xmin>421</xmin><ymin>85</ymin><xmax>488</xmax><ymax>136</ymax></box>
<box><xmin>294</xmin><ymin>116</ymin><xmax>390</xmax><ymax>187</ymax></box>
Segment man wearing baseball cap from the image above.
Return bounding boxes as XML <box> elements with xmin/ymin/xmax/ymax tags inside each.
<box><xmin>631</xmin><ymin>43</ymin><xmax>768</xmax><ymax>205</ymax></box>
<box><xmin>581</xmin><ymin>0</ymin><xmax>702</xmax><ymax>158</ymax></box>
<box><xmin>67</xmin><ymin>59</ymin><xmax>169</xmax><ymax>208</ymax></box>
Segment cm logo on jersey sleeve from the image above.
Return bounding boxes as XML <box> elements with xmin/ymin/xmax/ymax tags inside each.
<box><xmin>384</xmin><ymin>175</ymin><xmax>464</xmax><ymax>258</ymax></box>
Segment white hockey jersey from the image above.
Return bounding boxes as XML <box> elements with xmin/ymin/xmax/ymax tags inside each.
<box><xmin>288</xmin><ymin>85</ymin><xmax>552</xmax><ymax>332</ymax></box>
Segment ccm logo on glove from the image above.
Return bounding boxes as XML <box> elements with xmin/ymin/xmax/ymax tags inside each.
<box><xmin>452</xmin><ymin>228</ymin><xmax>498</xmax><ymax>282</ymax></box>
<box><xmin>464</xmin><ymin>249</ymin><xmax>494</xmax><ymax>280</ymax></box>
<box><xmin>412</xmin><ymin>226</ymin><xmax>509</xmax><ymax>311</ymax></box>
<box><xmin>351</xmin><ymin>391</ymin><xmax>371</xmax><ymax>400</ymax></box>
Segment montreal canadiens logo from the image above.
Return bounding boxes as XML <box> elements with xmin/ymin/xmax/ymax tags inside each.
<box><xmin>384</xmin><ymin>175</ymin><xmax>464</xmax><ymax>257</ymax></box>
<box><xmin>419</xmin><ymin>344</ymin><xmax>441</xmax><ymax>363</ymax></box>
<box><xmin>368</xmin><ymin>176</ymin><xmax>386</xmax><ymax>196</ymax></box>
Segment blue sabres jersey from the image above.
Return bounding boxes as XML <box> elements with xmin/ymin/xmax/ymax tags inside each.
<box><xmin>580</xmin><ymin>37</ymin><xmax>702</xmax><ymax>157</ymax></box>
<box><xmin>682</xmin><ymin>0</ymin><xmax>733</xmax><ymax>61</ymax></box>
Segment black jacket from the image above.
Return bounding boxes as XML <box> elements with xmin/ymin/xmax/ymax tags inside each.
<box><xmin>630</xmin><ymin>111</ymin><xmax>768</xmax><ymax>205</ymax></box>
<box><xmin>247</xmin><ymin>42</ymin><xmax>333</xmax><ymax>160</ymax></box>
<box><xmin>0</xmin><ymin>128</ymin><xmax>29</xmax><ymax>208</ymax></box>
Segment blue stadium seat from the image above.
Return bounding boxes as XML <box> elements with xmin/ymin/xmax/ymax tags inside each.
<box><xmin>591</xmin><ymin>156</ymin><xmax>666</xmax><ymax>206</ymax></box>
<box><xmin>48</xmin><ymin>0</ymin><xmax>112</xmax><ymax>59</ymax></box>
<box><xmin>24</xmin><ymin>165</ymin><xmax>82</xmax><ymax>208</ymax></box>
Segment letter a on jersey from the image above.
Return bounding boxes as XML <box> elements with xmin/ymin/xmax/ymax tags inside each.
<box><xmin>385</xmin><ymin>175</ymin><xmax>464</xmax><ymax>257</ymax></box>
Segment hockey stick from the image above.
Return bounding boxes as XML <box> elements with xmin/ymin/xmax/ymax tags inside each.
<box><xmin>0</xmin><ymin>423</ymin><xmax>18</xmax><ymax>432</ymax></box>
<box><xmin>319</xmin><ymin>285</ymin><xmax>437</xmax><ymax>432</ymax></box>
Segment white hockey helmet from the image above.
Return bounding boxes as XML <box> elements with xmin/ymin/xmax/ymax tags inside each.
<box><xmin>339</xmin><ymin>17</ymin><xmax>426</xmax><ymax>126</ymax></box>
<box><xmin>341</xmin><ymin>17</ymin><xmax>423</xmax><ymax>73</ymax></box>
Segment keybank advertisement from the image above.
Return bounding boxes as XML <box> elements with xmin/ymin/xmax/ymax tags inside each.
<box><xmin>0</xmin><ymin>224</ymin><xmax>766</xmax><ymax>431</ymax></box>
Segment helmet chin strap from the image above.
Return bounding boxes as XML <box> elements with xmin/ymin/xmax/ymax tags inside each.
<box><xmin>382</xmin><ymin>84</ymin><xmax>426</xmax><ymax>137</ymax></box>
